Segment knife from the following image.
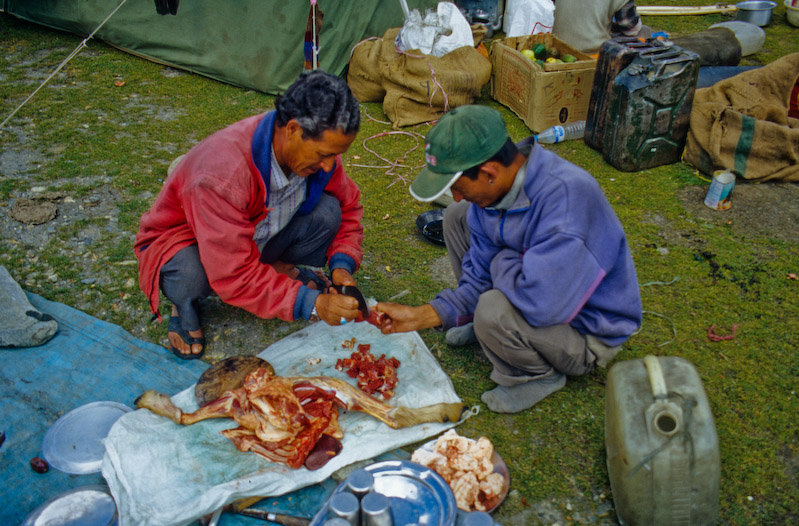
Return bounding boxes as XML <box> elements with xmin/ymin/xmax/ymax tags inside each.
<box><xmin>331</xmin><ymin>284</ymin><xmax>370</xmax><ymax>318</ymax></box>
<box><xmin>236</xmin><ymin>508</ymin><xmax>311</xmax><ymax>526</ymax></box>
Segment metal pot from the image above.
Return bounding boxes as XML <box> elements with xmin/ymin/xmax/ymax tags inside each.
<box><xmin>786</xmin><ymin>0</ymin><xmax>799</xmax><ymax>28</ymax></box>
<box><xmin>736</xmin><ymin>1</ymin><xmax>777</xmax><ymax>26</ymax></box>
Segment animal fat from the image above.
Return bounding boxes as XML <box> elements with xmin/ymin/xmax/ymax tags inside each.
<box><xmin>605</xmin><ymin>355</ymin><xmax>720</xmax><ymax>525</ymax></box>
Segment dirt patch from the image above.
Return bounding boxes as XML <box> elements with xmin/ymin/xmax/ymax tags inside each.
<box><xmin>429</xmin><ymin>253</ymin><xmax>457</xmax><ymax>288</ymax></box>
<box><xmin>9</xmin><ymin>198</ymin><xmax>57</xmax><ymax>224</ymax></box>
<box><xmin>677</xmin><ymin>182</ymin><xmax>799</xmax><ymax>243</ymax></box>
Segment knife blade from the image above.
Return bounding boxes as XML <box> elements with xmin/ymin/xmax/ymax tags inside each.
<box><xmin>332</xmin><ymin>284</ymin><xmax>370</xmax><ymax>318</ymax></box>
<box><xmin>237</xmin><ymin>508</ymin><xmax>312</xmax><ymax>526</ymax></box>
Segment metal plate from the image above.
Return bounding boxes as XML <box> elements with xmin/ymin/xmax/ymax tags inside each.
<box><xmin>22</xmin><ymin>485</ymin><xmax>118</xmax><ymax>526</ymax></box>
<box><xmin>418</xmin><ymin>439</ymin><xmax>510</xmax><ymax>512</ymax></box>
<box><xmin>312</xmin><ymin>460</ymin><xmax>457</xmax><ymax>526</ymax></box>
<box><xmin>42</xmin><ymin>401</ymin><xmax>132</xmax><ymax>474</ymax></box>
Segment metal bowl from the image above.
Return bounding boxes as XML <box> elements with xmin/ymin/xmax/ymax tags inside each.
<box><xmin>736</xmin><ymin>1</ymin><xmax>777</xmax><ymax>26</ymax></box>
<box><xmin>786</xmin><ymin>0</ymin><xmax>799</xmax><ymax>28</ymax></box>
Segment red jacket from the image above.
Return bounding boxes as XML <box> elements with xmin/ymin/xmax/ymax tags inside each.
<box><xmin>135</xmin><ymin>112</ymin><xmax>363</xmax><ymax>322</ymax></box>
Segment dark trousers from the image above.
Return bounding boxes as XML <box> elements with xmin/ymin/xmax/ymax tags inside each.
<box><xmin>159</xmin><ymin>193</ymin><xmax>341</xmax><ymax>331</ymax></box>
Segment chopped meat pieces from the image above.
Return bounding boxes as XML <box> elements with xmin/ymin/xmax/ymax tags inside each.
<box><xmin>335</xmin><ymin>342</ymin><xmax>400</xmax><ymax>400</ymax></box>
<box><xmin>411</xmin><ymin>429</ymin><xmax>504</xmax><ymax>512</ymax></box>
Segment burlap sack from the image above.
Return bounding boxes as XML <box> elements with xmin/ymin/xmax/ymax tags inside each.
<box><xmin>347</xmin><ymin>26</ymin><xmax>492</xmax><ymax>128</ymax></box>
<box><xmin>684</xmin><ymin>53</ymin><xmax>799</xmax><ymax>182</ymax></box>
<box><xmin>347</xmin><ymin>29</ymin><xmax>398</xmax><ymax>103</ymax></box>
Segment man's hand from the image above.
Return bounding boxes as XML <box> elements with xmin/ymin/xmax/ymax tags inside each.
<box><xmin>374</xmin><ymin>303</ymin><xmax>441</xmax><ymax>334</ymax></box>
<box><xmin>330</xmin><ymin>268</ymin><xmax>356</xmax><ymax>288</ymax></box>
<box><xmin>315</xmin><ymin>291</ymin><xmax>360</xmax><ymax>326</ymax></box>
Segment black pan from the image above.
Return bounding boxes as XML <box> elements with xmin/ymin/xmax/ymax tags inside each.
<box><xmin>416</xmin><ymin>209</ymin><xmax>445</xmax><ymax>246</ymax></box>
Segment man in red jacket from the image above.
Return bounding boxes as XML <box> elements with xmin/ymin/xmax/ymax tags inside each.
<box><xmin>135</xmin><ymin>71</ymin><xmax>364</xmax><ymax>359</ymax></box>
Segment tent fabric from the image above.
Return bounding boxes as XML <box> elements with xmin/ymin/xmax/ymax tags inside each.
<box><xmin>1</xmin><ymin>292</ymin><xmax>207</xmax><ymax>526</ymax></box>
<box><xmin>2</xmin><ymin>0</ymin><xmax>438</xmax><ymax>95</ymax></box>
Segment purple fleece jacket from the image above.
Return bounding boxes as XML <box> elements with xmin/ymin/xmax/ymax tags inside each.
<box><xmin>430</xmin><ymin>138</ymin><xmax>642</xmax><ymax>346</ymax></box>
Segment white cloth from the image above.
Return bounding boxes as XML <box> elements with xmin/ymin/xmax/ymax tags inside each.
<box><xmin>503</xmin><ymin>0</ymin><xmax>555</xmax><ymax>37</ymax></box>
<box><xmin>102</xmin><ymin>321</ymin><xmax>464</xmax><ymax>526</ymax></box>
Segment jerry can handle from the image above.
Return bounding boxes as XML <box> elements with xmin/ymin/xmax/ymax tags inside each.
<box><xmin>644</xmin><ymin>355</ymin><xmax>668</xmax><ymax>399</ymax></box>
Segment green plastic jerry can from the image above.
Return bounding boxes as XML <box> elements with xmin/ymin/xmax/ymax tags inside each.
<box><xmin>605</xmin><ymin>355</ymin><xmax>720</xmax><ymax>525</ymax></box>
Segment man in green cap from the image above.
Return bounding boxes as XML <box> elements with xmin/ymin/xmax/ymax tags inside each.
<box><xmin>376</xmin><ymin>105</ymin><xmax>642</xmax><ymax>413</ymax></box>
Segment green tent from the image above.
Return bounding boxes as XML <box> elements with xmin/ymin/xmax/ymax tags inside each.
<box><xmin>2</xmin><ymin>0</ymin><xmax>438</xmax><ymax>94</ymax></box>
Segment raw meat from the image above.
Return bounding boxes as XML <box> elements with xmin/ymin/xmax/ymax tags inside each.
<box><xmin>136</xmin><ymin>367</ymin><xmax>466</xmax><ymax>470</ymax></box>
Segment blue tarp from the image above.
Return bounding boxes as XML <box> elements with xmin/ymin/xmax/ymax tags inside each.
<box><xmin>1</xmin><ymin>293</ymin><xmax>208</xmax><ymax>524</ymax></box>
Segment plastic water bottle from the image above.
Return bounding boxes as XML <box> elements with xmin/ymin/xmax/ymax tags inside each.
<box><xmin>534</xmin><ymin>120</ymin><xmax>586</xmax><ymax>144</ymax></box>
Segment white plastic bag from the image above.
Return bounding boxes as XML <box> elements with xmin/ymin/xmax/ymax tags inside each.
<box><xmin>504</xmin><ymin>0</ymin><xmax>554</xmax><ymax>37</ymax></box>
<box><xmin>397</xmin><ymin>1</ymin><xmax>473</xmax><ymax>57</ymax></box>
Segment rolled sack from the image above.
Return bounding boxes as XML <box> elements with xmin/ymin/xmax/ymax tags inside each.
<box><xmin>671</xmin><ymin>27</ymin><xmax>742</xmax><ymax>66</ymax></box>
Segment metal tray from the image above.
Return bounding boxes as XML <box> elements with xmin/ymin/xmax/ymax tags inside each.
<box><xmin>418</xmin><ymin>438</ymin><xmax>510</xmax><ymax>512</ymax></box>
<box><xmin>42</xmin><ymin>401</ymin><xmax>132</xmax><ymax>474</ymax></box>
<box><xmin>22</xmin><ymin>485</ymin><xmax>118</xmax><ymax>526</ymax></box>
<box><xmin>311</xmin><ymin>460</ymin><xmax>458</xmax><ymax>526</ymax></box>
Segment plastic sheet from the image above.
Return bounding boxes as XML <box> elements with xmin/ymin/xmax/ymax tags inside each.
<box><xmin>102</xmin><ymin>321</ymin><xmax>464</xmax><ymax>526</ymax></box>
<box><xmin>1</xmin><ymin>293</ymin><xmax>207</xmax><ymax>526</ymax></box>
<box><xmin>396</xmin><ymin>1</ymin><xmax>473</xmax><ymax>57</ymax></box>
<box><xmin>503</xmin><ymin>0</ymin><xmax>554</xmax><ymax>37</ymax></box>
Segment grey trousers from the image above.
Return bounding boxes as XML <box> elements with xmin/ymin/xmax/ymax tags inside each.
<box><xmin>442</xmin><ymin>201</ymin><xmax>619</xmax><ymax>386</ymax></box>
<box><xmin>159</xmin><ymin>193</ymin><xmax>341</xmax><ymax>331</ymax></box>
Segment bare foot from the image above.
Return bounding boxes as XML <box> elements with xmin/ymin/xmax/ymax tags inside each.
<box><xmin>169</xmin><ymin>306</ymin><xmax>204</xmax><ymax>355</ymax></box>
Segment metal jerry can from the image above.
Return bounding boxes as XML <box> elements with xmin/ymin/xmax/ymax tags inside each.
<box><xmin>602</xmin><ymin>46</ymin><xmax>700</xmax><ymax>171</ymax></box>
<box><xmin>605</xmin><ymin>355</ymin><xmax>720</xmax><ymax>526</ymax></box>
<box><xmin>584</xmin><ymin>37</ymin><xmax>670</xmax><ymax>152</ymax></box>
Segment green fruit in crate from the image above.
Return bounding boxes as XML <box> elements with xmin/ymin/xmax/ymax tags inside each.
<box><xmin>562</xmin><ymin>54</ymin><xmax>577</xmax><ymax>63</ymax></box>
<box><xmin>533</xmin><ymin>43</ymin><xmax>547</xmax><ymax>58</ymax></box>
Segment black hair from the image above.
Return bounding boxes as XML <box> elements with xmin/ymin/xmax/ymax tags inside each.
<box><xmin>460</xmin><ymin>138</ymin><xmax>518</xmax><ymax>180</ymax></box>
<box><xmin>274</xmin><ymin>70</ymin><xmax>360</xmax><ymax>139</ymax></box>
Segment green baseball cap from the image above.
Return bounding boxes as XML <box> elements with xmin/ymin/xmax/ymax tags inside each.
<box><xmin>410</xmin><ymin>105</ymin><xmax>509</xmax><ymax>202</ymax></box>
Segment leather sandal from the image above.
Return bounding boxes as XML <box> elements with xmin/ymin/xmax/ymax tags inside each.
<box><xmin>167</xmin><ymin>316</ymin><xmax>206</xmax><ymax>360</ymax></box>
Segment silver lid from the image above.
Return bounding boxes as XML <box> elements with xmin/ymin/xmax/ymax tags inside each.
<box><xmin>322</xmin><ymin>519</ymin><xmax>351</xmax><ymax>526</ymax></box>
<box><xmin>327</xmin><ymin>492</ymin><xmax>360</xmax><ymax>525</ymax></box>
<box><xmin>361</xmin><ymin>492</ymin><xmax>393</xmax><ymax>526</ymax></box>
<box><xmin>345</xmin><ymin>468</ymin><xmax>375</xmax><ymax>498</ymax></box>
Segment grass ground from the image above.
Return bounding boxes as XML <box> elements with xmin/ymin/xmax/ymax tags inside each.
<box><xmin>1</xmin><ymin>2</ymin><xmax>798</xmax><ymax>524</ymax></box>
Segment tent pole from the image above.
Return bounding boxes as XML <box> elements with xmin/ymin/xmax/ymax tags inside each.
<box><xmin>312</xmin><ymin>0</ymin><xmax>318</xmax><ymax>69</ymax></box>
<box><xmin>398</xmin><ymin>0</ymin><xmax>410</xmax><ymax>20</ymax></box>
